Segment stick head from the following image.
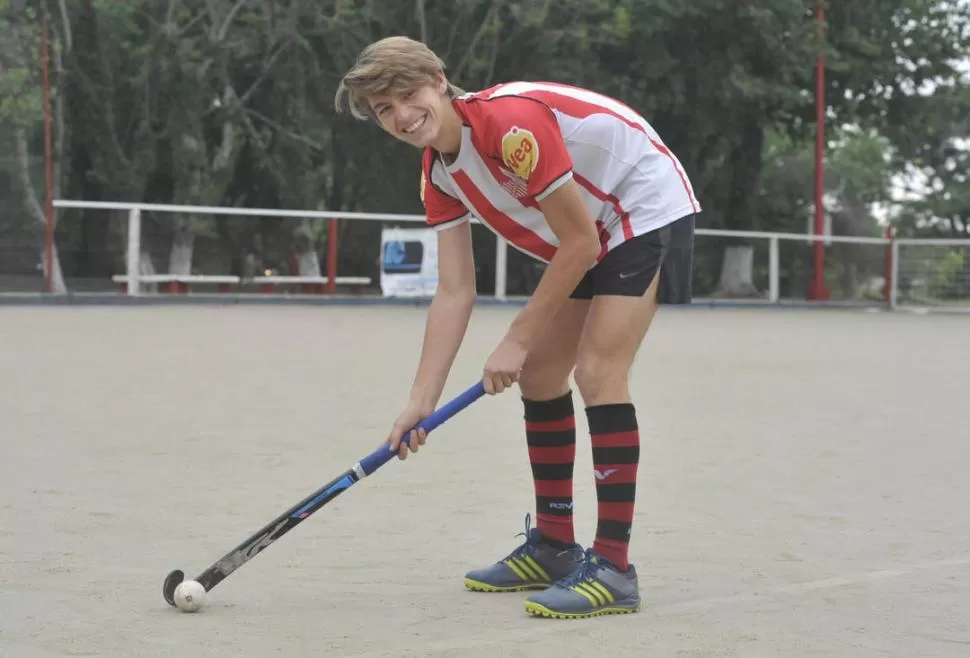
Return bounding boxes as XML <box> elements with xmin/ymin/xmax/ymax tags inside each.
<box><xmin>163</xmin><ymin>569</ymin><xmax>185</xmax><ymax>606</ymax></box>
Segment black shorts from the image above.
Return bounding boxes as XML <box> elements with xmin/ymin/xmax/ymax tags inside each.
<box><xmin>570</xmin><ymin>213</ymin><xmax>695</xmax><ymax>302</ymax></box>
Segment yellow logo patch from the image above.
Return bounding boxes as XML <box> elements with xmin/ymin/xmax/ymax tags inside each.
<box><xmin>419</xmin><ymin>169</ymin><xmax>427</xmax><ymax>204</ymax></box>
<box><xmin>501</xmin><ymin>127</ymin><xmax>540</xmax><ymax>180</ymax></box>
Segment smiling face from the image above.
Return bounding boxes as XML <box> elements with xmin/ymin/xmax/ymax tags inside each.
<box><xmin>334</xmin><ymin>36</ymin><xmax>466</xmax><ymax>154</ymax></box>
<box><xmin>367</xmin><ymin>75</ymin><xmax>460</xmax><ymax>152</ymax></box>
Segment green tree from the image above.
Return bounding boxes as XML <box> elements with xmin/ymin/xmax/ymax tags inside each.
<box><xmin>4</xmin><ymin>0</ymin><xmax>969</xmax><ymax>295</ymax></box>
<box><xmin>0</xmin><ymin>0</ymin><xmax>68</xmax><ymax>291</ymax></box>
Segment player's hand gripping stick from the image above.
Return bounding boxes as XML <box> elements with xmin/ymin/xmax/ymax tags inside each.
<box><xmin>359</xmin><ymin>381</ymin><xmax>486</xmax><ymax>474</ymax></box>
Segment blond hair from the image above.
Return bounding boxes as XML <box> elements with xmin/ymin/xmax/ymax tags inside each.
<box><xmin>335</xmin><ymin>36</ymin><xmax>465</xmax><ymax>120</ymax></box>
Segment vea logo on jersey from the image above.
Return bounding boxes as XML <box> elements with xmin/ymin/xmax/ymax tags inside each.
<box><xmin>501</xmin><ymin>126</ymin><xmax>539</xmax><ymax>181</ymax></box>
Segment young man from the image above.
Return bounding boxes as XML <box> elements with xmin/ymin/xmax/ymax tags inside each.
<box><xmin>336</xmin><ymin>36</ymin><xmax>699</xmax><ymax>619</ymax></box>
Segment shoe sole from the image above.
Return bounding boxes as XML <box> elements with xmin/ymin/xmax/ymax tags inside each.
<box><xmin>523</xmin><ymin>600</ymin><xmax>641</xmax><ymax>619</ymax></box>
<box><xmin>464</xmin><ymin>577</ymin><xmax>550</xmax><ymax>593</ymax></box>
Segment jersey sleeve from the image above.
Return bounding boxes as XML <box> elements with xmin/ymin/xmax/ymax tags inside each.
<box><xmin>485</xmin><ymin>96</ymin><xmax>574</xmax><ymax>201</ymax></box>
<box><xmin>420</xmin><ymin>149</ymin><xmax>471</xmax><ymax>231</ymax></box>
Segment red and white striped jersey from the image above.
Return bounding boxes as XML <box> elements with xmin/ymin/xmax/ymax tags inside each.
<box><xmin>420</xmin><ymin>81</ymin><xmax>701</xmax><ymax>264</ymax></box>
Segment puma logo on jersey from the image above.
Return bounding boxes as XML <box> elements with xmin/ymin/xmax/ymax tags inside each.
<box><xmin>594</xmin><ymin>468</ymin><xmax>619</xmax><ymax>480</ymax></box>
<box><xmin>501</xmin><ymin>126</ymin><xmax>539</xmax><ymax>180</ymax></box>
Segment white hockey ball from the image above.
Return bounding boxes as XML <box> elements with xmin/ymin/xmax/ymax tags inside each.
<box><xmin>174</xmin><ymin>580</ymin><xmax>206</xmax><ymax>612</ymax></box>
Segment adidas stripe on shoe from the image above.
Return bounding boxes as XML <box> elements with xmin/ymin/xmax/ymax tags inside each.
<box><xmin>524</xmin><ymin>548</ymin><xmax>641</xmax><ymax>618</ymax></box>
<box><xmin>464</xmin><ymin>514</ymin><xmax>583</xmax><ymax>592</ymax></box>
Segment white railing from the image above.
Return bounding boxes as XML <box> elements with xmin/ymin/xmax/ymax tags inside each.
<box><xmin>891</xmin><ymin>237</ymin><xmax>970</xmax><ymax>310</ymax></box>
<box><xmin>47</xmin><ymin>199</ymin><xmax>970</xmax><ymax>310</ymax></box>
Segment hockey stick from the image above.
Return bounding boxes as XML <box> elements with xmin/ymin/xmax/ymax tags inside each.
<box><xmin>162</xmin><ymin>381</ymin><xmax>486</xmax><ymax>606</ymax></box>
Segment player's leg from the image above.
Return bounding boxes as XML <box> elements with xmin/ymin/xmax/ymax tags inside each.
<box><xmin>524</xmin><ymin>214</ymin><xmax>695</xmax><ymax>618</ymax></box>
<box><xmin>518</xmin><ymin>296</ymin><xmax>591</xmax><ymax>547</ymax></box>
<box><xmin>579</xmin><ymin>214</ymin><xmax>693</xmax><ymax>571</ymax></box>
<box><xmin>464</xmin><ymin>295</ymin><xmax>591</xmax><ymax>592</ymax></box>
<box><xmin>576</xmin><ymin>270</ymin><xmax>659</xmax><ymax>574</ymax></box>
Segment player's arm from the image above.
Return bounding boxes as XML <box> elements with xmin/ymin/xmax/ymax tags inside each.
<box><xmin>503</xmin><ymin>179</ymin><xmax>599</xmax><ymax>351</ymax></box>
<box><xmin>407</xmin><ymin>219</ymin><xmax>477</xmax><ymax>411</ymax></box>
<box><xmin>387</xmin><ymin>171</ymin><xmax>476</xmax><ymax>459</ymax></box>
<box><xmin>487</xmin><ymin>98</ymin><xmax>599</xmax><ymax>353</ymax></box>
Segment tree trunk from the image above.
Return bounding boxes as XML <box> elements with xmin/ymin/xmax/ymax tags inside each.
<box><xmin>715</xmin><ymin>245</ymin><xmax>758</xmax><ymax>297</ymax></box>
<box><xmin>139</xmin><ymin>250</ymin><xmax>158</xmax><ymax>293</ymax></box>
<box><xmin>14</xmin><ymin>129</ymin><xmax>66</xmax><ymax>292</ymax></box>
<box><xmin>717</xmin><ymin>111</ymin><xmax>765</xmax><ymax>296</ymax></box>
<box><xmin>168</xmin><ymin>215</ymin><xmax>197</xmax><ymax>275</ymax></box>
<box><xmin>40</xmin><ymin>242</ymin><xmax>67</xmax><ymax>294</ymax></box>
<box><xmin>293</xmin><ymin>219</ymin><xmax>321</xmax><ymax>276</ymax></box>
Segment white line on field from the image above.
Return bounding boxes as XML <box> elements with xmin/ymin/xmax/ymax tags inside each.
<box><xmin>344</xmin><ymin>556</ymin><xmax>970</xmax><ymax>657</ymax></box>
<box><xmin>652</xmin><ymin>556</ymin><xmax>970</xmax><ymax>615</ymax></box>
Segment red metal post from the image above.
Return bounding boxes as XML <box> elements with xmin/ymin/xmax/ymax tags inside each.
<box><xmin>41</xmin><ymin>14</ymin><xmax>55</xmax><ymax>293</ymax></box>
<box><xmin>325</xmin><ymin>218</ymin><xmax>338</xmax><ymax>294</ymax></box>
<box><xmin>809</xmin><ymin>0</ymin><xmax>831</xmax><ymax>301</ymax></box>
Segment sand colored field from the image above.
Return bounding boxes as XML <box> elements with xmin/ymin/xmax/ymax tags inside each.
<box><xmin>1</xmin><ymin>304</ymin><xmax>968</xmax><ymax>657</ymax></box>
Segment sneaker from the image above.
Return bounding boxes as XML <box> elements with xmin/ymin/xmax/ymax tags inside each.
<box><xmin>463</xmin><ymin>514</ymin><xmax>584</xmax><ymax>592</ymax></box>
<box><xmin>523</xmin><ymin>548</ymin><xmax>641</xmax><ymax>618</ymax></box>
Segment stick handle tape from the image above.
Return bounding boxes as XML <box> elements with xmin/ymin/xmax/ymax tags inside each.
<box><xmin>357</xmin><ymin>381</ymin><xmax>486</xmax><ymax>475</ymax></box>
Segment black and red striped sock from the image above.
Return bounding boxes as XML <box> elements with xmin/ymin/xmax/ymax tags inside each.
<box><xmin>523</xmin><ymin>392</ymin><xmax>577</xmax><ymax>546</ymax></box>
<box><xmin>587</xmin><ymin>403</ymin><xmax>639</xmax><ymax>571</ymax></box>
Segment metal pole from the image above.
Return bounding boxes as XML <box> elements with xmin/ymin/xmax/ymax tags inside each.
<box><xmin>127</xmin><ymin>208</ymin><xmax>142</xmax><ymax>295</ymax></box>
<box><xmin>769</xmin><ymin>237</ymin><xmax>780</xmax><ymax>303</ymax></box>
<box><xmin>325</xmin><ymin>218</ymin><xmax>338</xmax><ymax>294</ymax></box>
<box><xmin>883</xmin><ymin>225</ymin><xmax>894</xmax><ymax>305</ymax></box>
<box><xmin>41</xmin><ymin>13</ymin><xmax>54</xmax><ymax>293</ymax></box>
<box><xmin>494</xmin><ymin>239</ymin><xmax>507</xmax><ymax>301</ymax></box>
<box><xmin>889</xmin><ymin>240</ymin><xmax>900</xmax><ymax>310</ymax></box>
<box><xmin>810</xmin><ymin>0</ymin><xmax>830</xmax><ymax>301</ymax></box>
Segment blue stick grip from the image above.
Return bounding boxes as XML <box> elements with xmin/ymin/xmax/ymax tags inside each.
<box><xmin>357</xmin><ymin>381</ymin><xmax>486</xmax><ymax>476</ymax></box>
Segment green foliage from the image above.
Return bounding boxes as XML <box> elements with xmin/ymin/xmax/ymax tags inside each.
<box><xmin>829</xmin><ymin>130</ymin><xmax>894</xmax><ymax>209</ymax></box>
<box><xmin>889</xmin><ymin>81</ymin><xmax>970</xmax><ymax>238</ymax></box>
<box><xmin>931</xmin><ymin>249</ymin><xmax>966</xmax><ymax>298</ymax></box>
<box><xmin>0</xmin><ymin>66</ymin><xmax>41</xmax><ymax>128</ymax></box>
<box><xmin>0</xmin><ymin>1</ymin><xmax>46</xmax><ymax>130</ymax></box>
<box><xmin>3</xmin><ymin>0</ymin><xmax>969</xmax><ymax>278</ymax></box>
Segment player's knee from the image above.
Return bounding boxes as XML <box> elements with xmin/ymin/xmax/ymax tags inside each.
<box><xmin>574</xmin><ymin>354</ymin><xmax>628</xmax><ymax>401</ymax></box>
<box><xmin>518</xmin><ymin>363</ymin><xmax>569</xmax><ymax>400</ymax></box>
